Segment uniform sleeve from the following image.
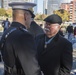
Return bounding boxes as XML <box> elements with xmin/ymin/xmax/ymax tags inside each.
<box><xmin>2</xmin><ymin>21</ymin><xmax>4</xmax><ymax>27</ymax></box>
<box><xmin>59</xmin><ymin>42</ymin><xmax>73</xmax><ymax>75</ymax></box>
<box><xmin>13</xmin><ymin>33</ymin><xmax>41</xmax><ymax>75</ymax></box>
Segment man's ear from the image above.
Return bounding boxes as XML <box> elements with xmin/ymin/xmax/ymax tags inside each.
<box><xmin>24</xmin><ymin>13</ymin><xmax>26</xmax><ymax>20</ymax></box>
<box><xmin>58</xmin><ymin>25</ymin><xmax>61</xmax><ymax>30</ymax></box>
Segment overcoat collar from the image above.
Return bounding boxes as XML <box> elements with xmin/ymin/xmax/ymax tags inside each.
<box><xmin>39</xmin><ymin>33</ymin><xmax>60</xmax><ymax>55</ymax></box>
<box><xmin>46</xmin><ymin>33</ymin><xmax>59</xmax><ymax>49</ymax></box>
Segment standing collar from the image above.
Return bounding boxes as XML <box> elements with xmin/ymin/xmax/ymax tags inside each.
<box><xmin>11</xmin><ymin>22</ymin><xmax>26</xmax><ymax>29</ymax></box>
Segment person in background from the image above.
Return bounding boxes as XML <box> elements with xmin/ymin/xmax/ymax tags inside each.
<box><xmin>74</xmin><ymin>27</ymin><xmax>76</xmax><ymax>38</ymax></box>
<box><xmin>36</xmin><ymin>14</ymin><xmax>73</xmax><ymax>75</ymax></box>
<box><xmin>28</xmin><ymin>11</ymin><xmax>44</xmax><ymax>37</ymax></box>
<box><xmin>59</xmin><ymin>27</ymin><xmax>64</xmax><ymax>37</ymax></box>
<box><xmin>2</xmin><ymin>18</ymin><xmax>10</xmax><ymax>32</ymax></box>
<box><xmin>40</xmin><ymin>24</ymin><xmax>43</xmax><ymax>28</ymax></box>
<box><xmin>0</xmin><ymin>2</ymin><xmax>41</xmax><ymax>75</ymax></box>
<box><xmin>66</xmin><ymin>25</ymin><xmax>73</xmax><ymax>42</ymax></box>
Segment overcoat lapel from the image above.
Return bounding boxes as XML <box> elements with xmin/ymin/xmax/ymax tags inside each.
<box><xmin>37</xmin><ymin>35</ymin><xmax>45</xmax><ymax>55</ymax></box>
<box><xmin>37</xmin><ymin>33</ymin><xmax>59</xmax><ymax>56</ymax></box>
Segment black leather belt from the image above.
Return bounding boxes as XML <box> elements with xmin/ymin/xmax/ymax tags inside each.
<box><xmin>4</xmin><ymin>64</ymin><xmax>24</xmax><ymax>75</ymax></box>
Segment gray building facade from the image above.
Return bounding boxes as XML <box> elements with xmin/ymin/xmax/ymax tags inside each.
<box><xmin>34</xmin><ymin>0</ymin><xmax>37</xmax><ymax>14</ymax></box>
<box><xmin>0</xmin><ymin>0</ymin><xmax>1</xmax><ymax>8</ymax></box>
<box><xmin>0</xmin><ymin>0</ymin><xmax>3</xmax><ymax>8</ymax></box>
<box><xmin>47</xmin><ymin>0</ymin><xmax>61</xmax><ymax>15</ymax></box>
<box><xmin>43</xmin><ymin>0</ymin><xmax>48</xmax><ymax>14</ymax></box>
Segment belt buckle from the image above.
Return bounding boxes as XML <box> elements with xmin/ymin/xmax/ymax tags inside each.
<box><xmin>4</xmin><ymin>65</ymin><xmax>12</xmax><ymax>73</ymax></box>
<box><xmin>8</xmin><ymin>67</ymin><xmax>12</xmax><ymax>73</ymax></box>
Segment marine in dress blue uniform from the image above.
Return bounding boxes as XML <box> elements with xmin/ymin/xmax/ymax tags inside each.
<box><xmin>0</xmin><ymin>2</ymin><xmax>41</xmax><ymax>75</ymax></box>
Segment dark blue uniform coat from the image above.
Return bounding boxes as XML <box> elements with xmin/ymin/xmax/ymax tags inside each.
<box><xmin>1</xmin><ymin>22</ymin><xmax>41</xmax><ymax>75</ymax></box>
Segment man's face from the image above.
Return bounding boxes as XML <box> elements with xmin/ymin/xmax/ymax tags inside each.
<box><xmin>24</xmin><ymin>10</ymin><xmax>32</xmax><ymax>28</ymax></box>
<box><xmin>44</xmin><ymin>22</ymin><xmax>60</xmax><ymax>37</ymax></box>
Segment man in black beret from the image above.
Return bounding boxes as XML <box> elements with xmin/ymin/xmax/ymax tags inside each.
<box><xmin>36</xmin><ymin>14</ymin><xmax>73</xmax><ymax>75</ymax></box>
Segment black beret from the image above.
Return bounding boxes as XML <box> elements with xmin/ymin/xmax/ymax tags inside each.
<box><xmin>44</xmin><ymin>14</ymin><xmax>62</xmax><ymax>25</ymax></box>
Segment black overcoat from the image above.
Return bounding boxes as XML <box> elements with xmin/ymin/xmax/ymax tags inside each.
<box><xmin>36</xmin><ymin>33</ymin><xmax>73</xmax><ymax>75</ymax></box>
<box><xmin>28</xmin><ymin>21</ymin><xmax>44</xmax><ymax>37</ymax></box>
<box><xmin>1</xmin><ymin>22</ymin><xmax>41</xmax><ymax>75</ymax></box>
